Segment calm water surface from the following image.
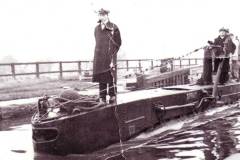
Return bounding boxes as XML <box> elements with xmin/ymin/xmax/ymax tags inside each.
<box><xmin>2</xmin><ymin>102</ymin><xmax>240</xmax><ymax>160</ymax></box>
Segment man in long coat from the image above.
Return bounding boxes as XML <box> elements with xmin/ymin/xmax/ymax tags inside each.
<box><xmin>92</xmin><ymin>8</ymin><xmax>122</xmax><ymax>104</ymax></box>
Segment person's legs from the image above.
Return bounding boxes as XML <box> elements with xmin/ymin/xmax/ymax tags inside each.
<box><xmin>106</xmin><ymin>68</ymin><xmax>117</xmax><ymax>104</ymax></box>
<box><xmin>108</xmin><ymin>71</ymin><xmax>117</xmax><ymax>104</ymax></box>
<box><xmin>220</xmin><ymin>58</ymin><xmax>230</xmax><ymax>84</ymax></box>
<box><xmin>214</xmin><ymin>58</ymin><xmax>221</xmax><ymax>73</ymax></box>
<box><xmin>108</xmin><ymin>81</ymin><xmax>117</xmax><ymax>104</ymax></box>
<box><xmin>99</xmin><ymin>83</ymin><xmax>107</xmax><ymax>102</ymax></box>
<box><xmin>108</xmin><ymin>82</ymin><xmax>116</xmax><ymax>97</ymax></box>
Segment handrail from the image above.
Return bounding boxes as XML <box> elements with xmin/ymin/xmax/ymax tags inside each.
<box><xmin>0</xmin><ymin>58</ymin><xmax>203</xmax><ymax>79</ymax></box>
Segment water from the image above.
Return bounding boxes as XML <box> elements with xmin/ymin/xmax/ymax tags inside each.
<box><xmin>2</xmin><ymin>103</ymin><xmax>240</xmax><ymax>160</ymax></box>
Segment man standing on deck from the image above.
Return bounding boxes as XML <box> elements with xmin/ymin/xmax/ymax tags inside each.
<box><xmin>197</xmin><ymin>28</ymin><xmax>236</xmax><ymax>85</ymax></box>
<box><xmin>212</xmin><ymin>27</ymin><xmax>236</xmax><ymax>84</ymax></box>
<box><xmin>92</xmin><ymin>8</ymin><xmax>122</xmax><ymax>104</ymax></box>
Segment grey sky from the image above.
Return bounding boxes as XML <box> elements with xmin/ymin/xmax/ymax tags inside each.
<box><xmin>0</xmin><ymin>0</ymin><xmax>239</xmax><ymax>62</ymax></box>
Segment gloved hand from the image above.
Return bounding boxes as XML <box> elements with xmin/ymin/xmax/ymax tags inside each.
<box><xmin>207</xmin><ymin>41</ymin><xmax>214</xmax><ymax>45</ymax></box>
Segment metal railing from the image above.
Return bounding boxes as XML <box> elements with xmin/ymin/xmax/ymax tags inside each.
<box><xmin>0</xmin><ymin>58</ymin><xmax>203</xmax><ymax>79</ymax></box>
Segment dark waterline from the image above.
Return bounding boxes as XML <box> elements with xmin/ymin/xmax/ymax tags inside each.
<box><xmin>1</xmin><ymin>103</ymin><xmax>240</xmax><ymax>160</ymax></box>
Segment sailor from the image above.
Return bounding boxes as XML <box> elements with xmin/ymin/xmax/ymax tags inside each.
<box><xmin>212</xmin><ymin>27</ymin><xmax>236</xmax><ymax>84</ymax></box>
<box><xmin>92</xmin><ymin>8</ymin><xmax>122</xmax><ymax>104</ymax></box>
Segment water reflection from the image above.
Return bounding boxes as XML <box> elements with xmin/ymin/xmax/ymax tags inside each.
<box><xmin>2</xmin><ymin>103</ymin><xmax>240</xmax><ymax>159</ymax></box>
<box><xmin>100</xmin><ymin>103</ymin><xmax>240</xmax><ymax>160</ymax></box>
<box><xmin>0</xmin><ymin>118</ymin><xmax>34</xmax><ymax>160</ymax></box>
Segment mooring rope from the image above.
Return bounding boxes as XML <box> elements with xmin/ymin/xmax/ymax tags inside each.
<box><xmin>35</xmin><ymin>43</ymin><xmax>208</xmax><ymax>116</ymax></box>
<box><xmin>34</xmin><ymin>40</ymin><xmax>214</xmax><ymax>124</ymax></box>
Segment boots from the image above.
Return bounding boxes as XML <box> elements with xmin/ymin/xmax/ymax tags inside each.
<box><xmin>99</xmin><ymin>98</ymin><xmax>106</xmax><ymax>105</ymax></box>
<box><xmin>98</xmin><ymin>96</ymin><xmax>116</xmax><ymax>105</ymax></box>
<box><xmin>109</xmin><ymin>96</ymin><xmax>116</xmax><ymax>104</ymax></box>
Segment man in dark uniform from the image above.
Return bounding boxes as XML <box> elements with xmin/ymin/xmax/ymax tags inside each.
<box><xmin>212</xmin><ymin>27</ymin><xmax>236</xmax><ymax>84</ymax></box>
<box><xmin>92</xmin><ymin>8</ymin><xmax>122</xmax><ymax>104</ymax></box>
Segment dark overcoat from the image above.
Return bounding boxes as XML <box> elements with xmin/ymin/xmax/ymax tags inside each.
<box><xmin>213</xmin><ymin>36</ymin><xmax>227</xmax><ymax>57</ymax></box>
<box><xmin>213</xmin><ymin>35</ymin><xmax>236</xmax><ymax>57</ymax></box>
<box><xmin>92</xmin><ymin>21</ymin><xmax>121</xmax><ymax>83</ymax></box>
